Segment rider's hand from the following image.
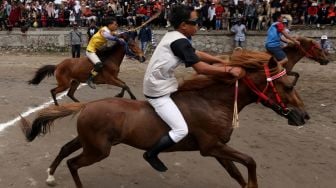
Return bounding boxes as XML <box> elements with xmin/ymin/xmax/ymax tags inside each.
<box><xmin>226</xmin><ymin>66</ymin><xmax>244</xmax><ymax>77</ymax></box>
<box><xmin>294</xmin><ymin>40</ymin><xmax>300</xmax><ymax>45</ymax></box>
<box><xmin>118</xmin><ymin>38</ymin><xmax>126</xmax><ymax>44</ymax></box>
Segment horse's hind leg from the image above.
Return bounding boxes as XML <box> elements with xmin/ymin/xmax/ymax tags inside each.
<box><xmin>46</xmin><ymin>137</ymin><xmax>82</xmax><ymax>186</ymax></box>
<box><xmin>216</xmin><ymin>158</ymin><xmax>247</xmax><ymax>187</ymax></box>
<box><xmin>202</xmin><ymin>143</ymin><xmax>257</xmax><ymax>188</ymax></box>
<box><xmin>51</xmin><ymin>86</ymin><xmax>68</xmax><ymax>106</ymax></box>
<box><xmin>67</xmin><ymin>80</ymin><xmax>81</xmax><ymax>102</ymax></box>
<box><xmin>67</xmin><ymin>139</ymin><xmax>112</xmax><ymax>188</ymax></box>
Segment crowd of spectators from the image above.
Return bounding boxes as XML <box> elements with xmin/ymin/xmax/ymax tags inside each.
<box><xmin>0</xmin><ymin>0</ymin><xmax>335</xmax><ymax>32</ymax></box>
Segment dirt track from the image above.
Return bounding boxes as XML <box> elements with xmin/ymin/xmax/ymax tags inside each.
<box><xmin>0</xmin><ymin>53</ymin><xmax>335</xmax><ymax>188</ymax></box>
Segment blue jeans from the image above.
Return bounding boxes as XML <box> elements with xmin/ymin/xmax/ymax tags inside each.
<box><xmin>266</xmin><ymin>46</ymin><xmax>286</xmax><ymax>61</ymax></box>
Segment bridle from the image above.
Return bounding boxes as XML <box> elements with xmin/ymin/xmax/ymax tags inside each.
<box><xmin>243</xmin><ymin>64</ymin><xmax>289</xmax><ymax>115</ymax></box>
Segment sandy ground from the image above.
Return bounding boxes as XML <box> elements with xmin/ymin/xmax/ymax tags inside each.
<box><xmin>0</xmin><ymin>53</ymin><xmax>335</xmax><ymax>188</ymax></box>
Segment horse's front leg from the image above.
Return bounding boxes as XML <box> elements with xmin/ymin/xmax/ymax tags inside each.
<box><xmin>201</xmin><ymin>143</ymin><xmax>257</xmax><ymax>188</ymax></box>
<box><xmin>215</xmin><ymin>157</ymin><xmax>247</xmax><ymax>187</ymax></box>
<box><xmin>106</xmin><ymin>76</ymin><xmax>137</xmax><ymax>100</ymax></box>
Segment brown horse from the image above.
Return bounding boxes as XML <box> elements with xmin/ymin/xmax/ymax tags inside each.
<box><xmin>21</xmin><ymin>54</ymin><xmax>309</xmax><ymax>188</ymax></box>
<box><xmin>219</xmin><ymin>36</ymin><xmax>329</xmax><ymax>72</ymax></box>
<box><xmin>218</xmin><ymin>36</ymin><xmax>329</xmax><ymax>87</ymax></box>
<box><xmin>28</xmin><ymin>32</ymin><xmax>146</xmax><ymax>105</ymax></box>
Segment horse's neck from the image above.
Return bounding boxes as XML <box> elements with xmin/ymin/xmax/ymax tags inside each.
<box><xmin>176</xmin><ymin>83</ymin><xmax>256</xmax><ymax>115</ymax></box>
<box><xmin>286</xmin><ymin>47</ymin><xmax>304</xmax><ymax>71</ymax></box>
<box><xmin>105</xmin><ymin>44</ymin><xmax>125</xmax><ymax>66</ymax></box>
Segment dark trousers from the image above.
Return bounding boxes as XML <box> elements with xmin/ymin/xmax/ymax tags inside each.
<box><xmin>71</xmin><ymin>44</ymin><xmax>81</xmax><ymax>58</ymax></box>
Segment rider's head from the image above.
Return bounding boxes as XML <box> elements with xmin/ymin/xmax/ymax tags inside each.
<box><xmin>272</xmin><ymin>11</ymin><xmax>282</xmax><ymax>22</ymax></box>
<box><xmin>105</xmin><ymin>17</ymin><xmax>118</xmax><ymax>31</ymax></box>
<box><xmin>170</xmin><ymin>5</ymin><xmax>198</xmax><ymax>37</ymax></box>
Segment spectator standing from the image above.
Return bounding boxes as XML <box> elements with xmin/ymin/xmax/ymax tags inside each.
<box><xmin>73</xmin><ymin>0</ymin><xmax>82</xmax><ymax>26</ymax></box>
<box><xmin>46</xmin><ymin>2</ymin><xmax>55</xmax><ymax>28</ymax></box>
<box><xmin>317</xmin><ymin>3</ymin><xmax>329</xmax><ymax>27</ymax></box>
<box><xmin>207</xmin><ymin>2</ymin><xmax>216</xmax><ymax>30</ymax></box>
<box><xmin>307</xmin><ymin>2</ymin><xmax>318</xmax><ymax>25</ymax></box>
<box><xmin>87</xmin><ymin>20</ymin><xmax>99</xmax><ymax>42</ymax></box>
<box><xmin>327</xmin><ymin>3</ymin><xmax>336</xmax><ymax>25</ymax></box>
<box><xmin>200</xmin><ymin>0</ymin><xmax>210</xmax><ymax>30</ymax></box>
<box><xmin>231</xmin><ymin>18</ymin><xmax>246</xmax><ymax>48</ymax></box>
<box><xmin>69</xmin><ymin>23</ymin><xmax>82</xmax><ymax>58</ymax></box>
<box><xmin>215</xmin><ymin>2</ymin><xmax>224</xmax><ymax>30</ymax></box>
<box><xmin>138</xmin><ymin>23</ymin><xmax>152</xmax><ymax>55</ymax></box>
<box><xmin>244</xmin><ymin>0</ymin><xmax>257</xmax><ymax>30</ymax></box>
<box><xmin>0</xmin><ymin>4</ymin><xmax>7</xmax><ymax>30</ymax></box>
<box><xmin>82</xmin><ymin>6</ymin><xmax>96</xmax><ymax>27</ymax></box>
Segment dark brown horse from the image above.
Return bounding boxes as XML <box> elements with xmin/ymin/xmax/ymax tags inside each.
<box><xmin>21</xmin><ymin>53</ymin><xmax>309</xmax><ymax>188</ymax></box>
<box><xmin>28</xmin><ymin>32</ymin><xmax>146</xmax><ymax>105</ymax></box>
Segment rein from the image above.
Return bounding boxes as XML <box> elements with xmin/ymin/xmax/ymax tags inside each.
<box><xmin>297</xmin><ymin>43</ymin><xmax>320</xmax><ymax>58</ymax></box>
<box><xmin>242</xmin><ymin>64</ymin><xmax>289</xmax><ymax>115</ymax></box>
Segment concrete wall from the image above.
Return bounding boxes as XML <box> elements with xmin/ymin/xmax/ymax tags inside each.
<box><xmin>0</xmin><ymin>28</ymin><xmax>334</xmax><ymax>54</ymax></box>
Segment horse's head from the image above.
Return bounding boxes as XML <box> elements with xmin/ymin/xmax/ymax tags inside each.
<box><xmin>242</xmin><ymin>58</ymin><xmax>309</xmax><ymax>126</ymax></box>
<box><xmin>296</xmin><ymin>37</ymin><xmax>329</xmax><ymax>65</ymax></box>
<box><xmin>119</xmin><ymin>32</ymin><xmax>146</xmax><ymax>63</ymax></box>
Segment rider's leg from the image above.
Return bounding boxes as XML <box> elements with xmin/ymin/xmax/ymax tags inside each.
<box><xmin>144</xmin><ymin>94</ymin><xmax>188</xmax><ymax>172</ymax></box>
<box><xmin>266</xmin><ymin>46</ymin><xmax>287</xmax><ymax>66</ymax></box>
<box><xmin>277</xmin><ymin>57</ymin><xmax>288</xmax><ymax>66</ymax></box>
<box><xmin>86</xmin><ymin>51</ymin><xmax>103</xmax><ymax>89</ymax></box>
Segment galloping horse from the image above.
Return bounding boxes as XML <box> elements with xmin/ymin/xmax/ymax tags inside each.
<box><xmin>218</xmin><ymin>36</ymin><xmax>329</xmax><ymax>86</ymax></box>
<box><xmin>28</xmin><ymin>32</ymin><xmax>146</xmax><ymax>105</ymax></box>
<box><xmin>21</xmin><ymin>54</ymin><xmax>309</xmax><ymax>188</ymax></box>
<box><xmin>220</xmin><ymin>36</ymin><xmax>329</xmax><ymax>71</ymax></box>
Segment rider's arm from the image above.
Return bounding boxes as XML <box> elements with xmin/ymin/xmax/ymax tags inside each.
<box><xmin>170</xmin><ymin>39</ymin><xmax>242</xmax><ymax>77</ymax></box>
<box><xmin>195</xmin><ymin>50</ymin><xmax>228</xmax><ymax>65</ymax></box>
<box><xmin>101</xmin><ymin>30</ymin><xmax>122</xmax><ymax>42</ymax></box>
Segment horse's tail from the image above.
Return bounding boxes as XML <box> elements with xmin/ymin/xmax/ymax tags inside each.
<box><xmin>20</xmin><ymin>103</ymin><xmax>85</xmax><ymax>142</ymax></box>
<box><xmin>28</xmin><ymin>65</ymin><xmax>56</xmax><ymax>85</ymax></box>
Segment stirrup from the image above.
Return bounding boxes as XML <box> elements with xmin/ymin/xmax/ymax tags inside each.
<box><xmin>143</xmin><ymin>152</ymin><xmax>168</xmax><ymax>172</ymax></box>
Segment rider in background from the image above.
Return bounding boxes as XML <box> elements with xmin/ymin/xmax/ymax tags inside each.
<box><xmin>142</xmin><ymin>4</ymin><xmax>244</xmax><ymax>172</ymax></box>
<box><xmin>265</xmin><ymin>11</ymin><xmax>300</xmax><ymax>66</ymax></box>
<box><xmin>86</xmin><ymin>17</ymin><xmax>125</xmax><ymax>89</ymax></box>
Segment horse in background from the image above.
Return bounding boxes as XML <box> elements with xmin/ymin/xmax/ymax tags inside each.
<box><xmin>21</xmin><ymin>55</ymin><xmax>309</xmax><ymax>188</ymax></box>
<box><xmin>28</xmin><ymin>32</ymin><xmax>146</xmax><ymax>105</ymax></box>
<box><xmin>218</xmin><ymin>36</ymin><xmax>329</xmax><ymax>77</ymax></box>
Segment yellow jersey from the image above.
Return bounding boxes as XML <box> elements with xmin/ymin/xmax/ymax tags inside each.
<box><xmin>87</xmin><ymin>26</ymin><xmax>116</xmax><ymax>53</ymax></box>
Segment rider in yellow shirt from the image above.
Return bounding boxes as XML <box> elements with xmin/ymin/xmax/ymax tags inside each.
<box><xmin>86</xmin><ymin>17</ymin><xmax>125</xmax><ymax>89</ymax></box>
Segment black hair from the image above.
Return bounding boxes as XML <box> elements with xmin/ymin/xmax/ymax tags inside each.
<box><xmin>272</xmin><ymin>11</ymin><xmax>282</xmax><ymax>22</ymax></box>
<box><xmin>103</xmin><ymin>17</ymin><xmax>117</xmax><ymax>26</ymax></box>
<box><xmin>170</xmin><ymin>5</ymin><xmax>194</xmax><ymax>29</ymax></box>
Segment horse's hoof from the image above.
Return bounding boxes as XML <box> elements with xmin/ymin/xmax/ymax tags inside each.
<box><xmin>46</xmin><ymin>175</ymin><xmax>56</xmax><ymax>186</ymax></box>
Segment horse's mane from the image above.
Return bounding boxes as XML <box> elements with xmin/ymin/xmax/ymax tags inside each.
<box><xmin>283</xmin><ymin>36</ymin><xmax>316</xmax><ymax>53</ymax></box>
<box><xmin>179</xmin><ymin>50</ymin><xmax>276</xmax><ymax>91</ymax></box>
